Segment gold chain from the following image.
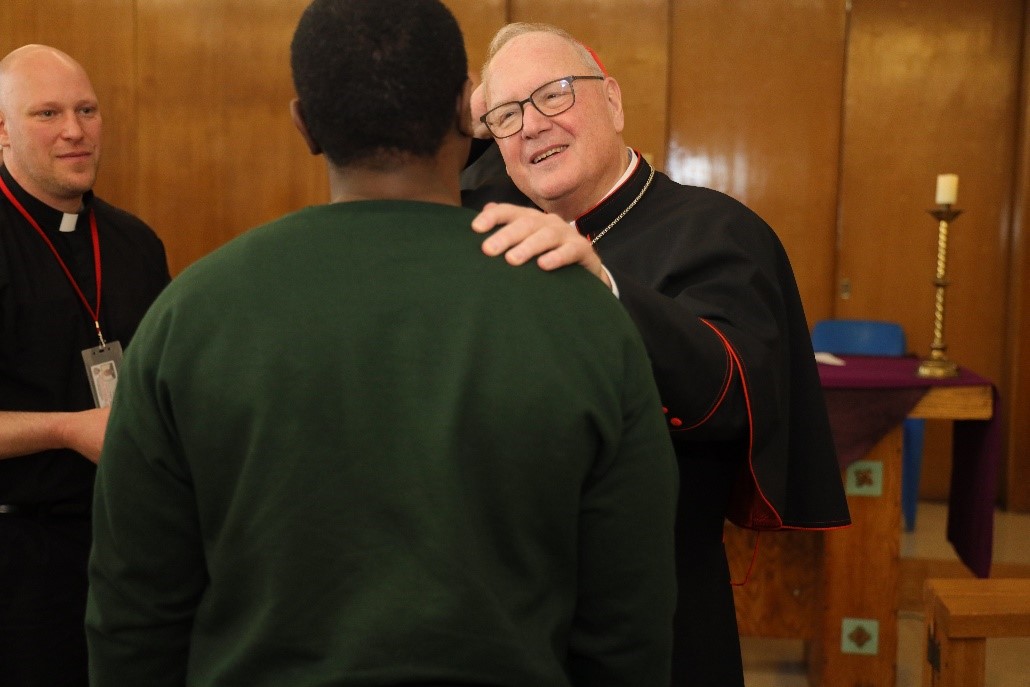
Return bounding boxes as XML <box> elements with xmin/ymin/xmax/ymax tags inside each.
<box><xmin>590</xmin><ymin>165</ymin><xmax>656</xmax><ymax>245</ymax></box>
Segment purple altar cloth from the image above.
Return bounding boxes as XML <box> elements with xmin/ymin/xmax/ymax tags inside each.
<box><xmin>817</xmin><ymin>355</ymin><xmax>1000</xmax><ymax>578</ymax></box>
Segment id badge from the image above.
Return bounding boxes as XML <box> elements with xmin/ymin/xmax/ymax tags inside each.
<box><xmin>82</xmin><ymin>341</ymin><xmax>124</xmax><ymax>408</ymax></box>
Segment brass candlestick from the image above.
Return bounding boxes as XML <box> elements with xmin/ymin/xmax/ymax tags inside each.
<box><xmin>917</xmin><ymin>206</ymin><xmax>962</xmax><ymax>378</ymax></box>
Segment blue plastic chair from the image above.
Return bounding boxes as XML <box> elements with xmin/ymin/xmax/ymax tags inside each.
<box><xmin>811</xmin><ymin>319</ymin><xmax>925</xmax><ymax>531</ymax></box>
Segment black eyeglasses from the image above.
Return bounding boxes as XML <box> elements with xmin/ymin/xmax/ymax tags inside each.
<box><xmin>479</xmin><ymin>75</ymin><xmax>605</xmax><ymax>139</ymax></box>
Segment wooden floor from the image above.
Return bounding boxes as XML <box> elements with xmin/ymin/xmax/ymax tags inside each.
<box><xmin>741</xmin><ymin>501</ymin><xmax>1030</xmax><ymax>687</ymax></box>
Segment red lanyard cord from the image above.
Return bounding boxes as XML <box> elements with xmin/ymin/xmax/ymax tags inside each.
<box><xmin>0</xmin><ymin>175</ymin><xmax>105</xmax><ymax>346</ymax></box>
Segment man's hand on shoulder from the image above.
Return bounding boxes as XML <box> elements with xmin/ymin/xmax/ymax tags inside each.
<box><xmin>472</xmin><ymin>202</ymin><xmax>611</xmax><ymax>288</ymax></box>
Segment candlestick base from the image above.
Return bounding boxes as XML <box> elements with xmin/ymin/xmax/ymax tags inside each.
<box><xmin>917</xmin><ymin>358</ymin><xmax>958</xmax><ymax>379</ymax></box>
<box><xmin>929</xmin><ymin>206</ymin><xmax>963</xmax><ymax>223</ymax></box>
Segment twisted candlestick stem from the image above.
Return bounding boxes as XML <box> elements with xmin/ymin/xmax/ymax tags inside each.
<box><xmin>918</xmin><ymin>207</ymin><xmax>962</xmax><ymax>378</ymax></box>
<box><xmin>930</xmin><ymin>219</ymin><xmax>949</xmax><ymax>354</ymax></box>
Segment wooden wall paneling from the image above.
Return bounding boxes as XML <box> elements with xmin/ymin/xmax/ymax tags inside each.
<box><xmin>666</xmin><ymin>0</ymin><xmax>847</xmax><ymax>325</ymax></box>
<box><xmin>725</xmin><ymin>527</ymin><xmax>819</xmax><ymax>639</ymax></box>
<box><xmin>0</xmin><ymin>0</ymin><xmax>22</xmax><ymax>171</ymax></box>
<box><xmin>0</xmin><ymin>2</ymin><xmax>35</xmax><ymax>81</ymax></box>
<box><xmin>441</xmin><ymin>0</ymin><xmax>509</xmax><ymax>83</ymax></box>
<box><xmin>217</xmin><ymin>0</ymin><xmax>327</xmax><ymax>244</ymax></box>
<box><xmin>839</xmin><ymin>0</ymin><xmax>1023</xmax><ymax>501</ymax></box>
<box><xmin>136</xmin><ymin>0</ymin><xmax>324</xmax><ymax>276</ymax></box>
<box><xmin>0</xmin><ymin>6</ymin><xmax>13</xmax><ymax>53</ymax></box>
<box><xmin>0</xmin><ymin>1</ymin><xmax>137</xmax><ymax>210</ymax></box>
<box><xmin>7</xmin><ymin>3</ymin><xmax>1026</xmax><ymax>510</ymax></box>
<box><xmin>0</xmin><ymin>1</ymin><xmax>34</xmax><ymax>138</ymax></box>
<box><xmin>509</xmin><ymin>0</ymin><xmax>670</xmax><ymax>172</ymax></box>
<box><xmin>136</xmin><ymin>0</ymin><xmax>229</xmax><ymax>275</ymax></box>
<box><xmin>1004</xmin><ymin>7</ymin><xmax>1030</xmax><ymax>512</ymax></box>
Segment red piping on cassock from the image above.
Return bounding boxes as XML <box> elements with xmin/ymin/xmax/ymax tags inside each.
<box><xmin>698</xmin><ymin>319</ymin><xmax>782</xmax><ymax>530</ymax></box>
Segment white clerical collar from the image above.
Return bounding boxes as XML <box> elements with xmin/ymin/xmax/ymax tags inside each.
<box><xmin>59</xmin><ymin>212</ymin><xmax>79</xmax><ymax>233</ymax></box>
<box><xmin>568</xmin><ymin>148</ymin><xmax>639</xmax><ymax>230</ymax></box>
<box><xmin>599</xmin><ymin>148</ymin><xmax>639</xmax><ymax>204</ymax></box>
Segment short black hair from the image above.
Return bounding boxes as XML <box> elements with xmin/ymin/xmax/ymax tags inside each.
<box><xmin>291</xmin><ymin>0</ymin><xmax>467</xmax><ymax>168</ymax></box>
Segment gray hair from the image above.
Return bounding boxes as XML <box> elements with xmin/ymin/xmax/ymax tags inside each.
<box><xmin>481</xmin><ymin>23</ymin><xmax>604</xmax><ymax>85</ymax></box>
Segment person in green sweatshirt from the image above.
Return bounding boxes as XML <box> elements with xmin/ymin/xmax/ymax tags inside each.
<box><xmin>85</xmin><ymin>1</ymin><xmax>678</xmax><ymax>685</ymax></box>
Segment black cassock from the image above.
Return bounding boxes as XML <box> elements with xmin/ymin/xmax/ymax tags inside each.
<box><xmin>463</xmin><ymin>142</ymin><xmax>850</xmax><ymax>687</ymax></box>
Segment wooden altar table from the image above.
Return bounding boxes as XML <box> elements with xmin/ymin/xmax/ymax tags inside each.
<box><xmin>726</xmin><ymin>355</ymin><xmax>997</xmax><ymax>687</ymax></box>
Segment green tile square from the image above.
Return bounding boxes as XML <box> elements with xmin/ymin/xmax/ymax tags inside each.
<box><xmin>845</xmin><ymin>459</ymin><xmax>883</xmax><ymax>497</ymax></box>
<box><xmin>841</xmin><ymin>617</ymin><xmax>879</xmax><ymax>655</ymax></box>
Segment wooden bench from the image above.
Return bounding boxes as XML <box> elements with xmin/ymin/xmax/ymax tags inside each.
<box><xmin>922</xmin><ymin>578</ymin><xmax>1030</xmax><ymax>687</ymax></box>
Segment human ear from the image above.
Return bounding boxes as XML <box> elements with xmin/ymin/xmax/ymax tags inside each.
<box><xmin>603</xmin><ymin>77</ymin><xmax>625</xmax><ymax>135</ymax></box>
<box><xmin>456</xmin><ymin>78</ymin><xmax>475</xmax><ymax>138</ymax></box>
<box><xmin>0</xmin><ymin>111</ymin><xmax>9</xmax><ymax>149</ymax></box>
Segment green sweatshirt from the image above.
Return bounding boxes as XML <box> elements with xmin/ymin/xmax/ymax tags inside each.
<box><xmin>87</xmin><ymin>201</ymin><xmax>678</xmax><ymax>687</ymax></box>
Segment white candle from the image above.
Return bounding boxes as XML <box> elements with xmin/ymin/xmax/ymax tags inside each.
<box><xmin>935</xmin><ymin>173</ymin><xmax>959</xmax><ymax>205</ymax></box>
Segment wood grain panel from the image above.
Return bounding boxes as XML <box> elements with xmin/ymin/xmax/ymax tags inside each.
<box><xmin>509</xmin><ymin>0</ymin><xmax>669</xmax><ymax>171</ymax></box>
<box><xmin>908</xmin><ymin>384</ymin><xmax>991</xmax><ymax>420</ymax></box>
<box><xmin>0</xmin><ymin>3</ymin><xmax>33</xmax><ymax>83</ymax></box>
<box><xmin>667</xmin><ymin>0</ymin><xmax>846</xmax><ymax>325</ymax></box>
<box><xmin>441</xmin><ymin>0</ymin><xmax>508</xmax><ymax>83</ymax></box>
<box><xmin>135</xmin><ymin>0</ymin><xmax>324</xmax><ymax>275</ymax></box>
<box><xmin>899</xmin><ymin>558</ymin><xmax>1030</xmax><ymax>614</ymax></box>
<box><xmin>1004</xmin><ymin>8</ymin><xmax>1030</xmax><ymax>511</ymax></box>
<box><xmin>839</xmin><ymin>0</ymin><xmax>1023</xmax><ymax>502</ymax></box>
<box><xmin>730</xmin><ymin>427</ymin><xmax>906</xmax><ymax>682</ymax></box>
<box><xmin>726</xmin><ymin>527</ymin><xmax>819</xmax><ymax>639</ymax></box>
<box><xmin>1</xmin><ymin>1</ymin><xmax>137</xmax><ymax>210</ymax></box>
<box><xmin>808</xmin><ymin>427</ymin><xmax>903</xmax><ymax>686</ymax></box>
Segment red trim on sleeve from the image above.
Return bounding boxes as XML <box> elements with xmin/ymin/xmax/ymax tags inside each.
<box><xmin>698</xmin><ymin>319</ymin><xmax>782</xmax><ymax>530</ymax></box>
<box><xmin>675</xmin><ymin>331</ymin><xmax>733</xmax><ymax>431</ymax></box>
<box><xmin>730</xmin><ymin>531</ymin><xmax>761</xmax><ymax>587</ymax></box>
